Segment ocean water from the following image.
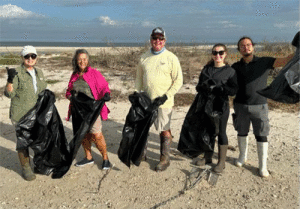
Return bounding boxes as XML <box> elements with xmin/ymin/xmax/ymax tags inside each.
<box><xmin>0</xmin><ymin>41</ymin><xmax>230</xmax><ymax>47</ymax></box>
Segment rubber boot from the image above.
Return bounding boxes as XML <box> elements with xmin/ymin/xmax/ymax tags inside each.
<box><xmin>93</xmin><ymin>132</ymin><xmax>108</xmax><ymax>160</ymax></box>
<box><xmin>213</xmin><ymin>145</ymin><xmax>228</xmax><ymax>173</ymax></box>
<box><xmin>81</xmin><ymin>133</ymin><xmax>93</xmax><ymax>160</ymax></box>
<box><xmin>155</xmin><ymin>131</ymin><xmax>172</xmax><ymax>172</ymax></box>
<box><xmin>235</xmin><ymin>136</ymin><xmax>248</xmax><ymax>167</ymax></box>
<box><xmin>18</xmin><ymin>149</ymin><xmax>36</xmax><ymax>181</ymax></box>
<box><xmin>194</xmin><ymin>151</ymin><xmax>214</xmax><ymax>166</ymax></box>
<box><xmin>257</xmin><ymin>142</ymin><xmax>269</xmax><ymax>178</ymax></box>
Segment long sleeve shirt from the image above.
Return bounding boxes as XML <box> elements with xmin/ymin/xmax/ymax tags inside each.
<box><xmin>135</xmin><ymin>49</ymin><xmax>183</xmax><ymax>109</ymax></box>
<box><xmin>4</xmin><ymin>65</ymin><xmax>47</xmax><ymax>122</ymax></box>
<box><xmin>197</xmin><ymin>65</ymin><xmax>238</xmax><ymax>98</ymax></box>
<box><xmin>66</xmin><ymin>66</ymin><xmax>110</xmax><ymax>120</ymax></box>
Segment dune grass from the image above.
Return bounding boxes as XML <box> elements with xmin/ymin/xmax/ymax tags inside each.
<box><xmin>1</xmin><ymin>42</ymin><xmax>298</xmax><ymax>111</ymax></box>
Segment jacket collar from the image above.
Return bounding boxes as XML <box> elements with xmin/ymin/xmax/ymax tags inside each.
<box><xmin>21</xmin><ymin>64</ymin><xmax>38</xmax><ymax>75</ymax></box>
<box><xmin>240</xmin><ymin>55</ymin><xmax>259</xmax><ymax>64</ymax></box>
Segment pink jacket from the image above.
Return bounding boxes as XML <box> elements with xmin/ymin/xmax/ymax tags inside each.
<box><xmin>66</xmin><ymin>66</ymin><xmax>110</xmax><ymax>120</ymax></box>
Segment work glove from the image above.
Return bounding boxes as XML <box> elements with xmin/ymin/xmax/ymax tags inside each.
<box><xmin>292</xmin><ymin>31</ymin><xmax>300</xmax><ymax>48</ymax></box>
<box><xmin>196</xmin><ymin>79</ymin><xmax>216</xmax><ymax>93</ymax></box>
<box><xmin>212</xmin><ymin>86</ymin><xmax>224</xmax><ymax>95</ymax></box>
<box><xmin>153</xmin><ymin>94</ymin><xmax>168</xmax><ymax>107</ymax></box>
<box><xmin>103</xmin><ymin>92</ymin><xmax>111</xmax><ymax>101</ymax></box>
<box><xmin>6</xmin><ymin>67</ymin><xmax>18</xmax><ymax>83</ymax></box>
<box><xmin>68</xmin><ymin>90</ymin><xmax>77</xmax><ymax>100</ymax></box>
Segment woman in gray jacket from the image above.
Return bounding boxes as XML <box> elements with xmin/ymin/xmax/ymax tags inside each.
<box><xmin>5</xmin><ymin>45</ymin><xmax>47</xmax><ymax>181</ymax></box>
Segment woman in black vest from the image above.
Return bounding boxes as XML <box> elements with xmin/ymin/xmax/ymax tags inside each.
<box><xmin>195</xmin><ymin>43</ymin><xmax>238</xmax><ymax>173</ymax></box>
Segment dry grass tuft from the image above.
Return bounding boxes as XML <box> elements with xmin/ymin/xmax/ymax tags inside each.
<box><xmin>0</xmin><ymin>68</ymin><xmax>6</xmax><ymax>78</ymax></box>
<box><xmin>1</xmin><ymin>42</ymin><xmax>297</xmax><ymax>112</ymax></box>
<box><xmin>174</xmin><ymin>93</ymin><xmax>196</xmax><ymax>107</ymax></box>
<box><xmin>110</xmin><ymin>89</ymin><xmax>130</xmax><ymax>102</ymax></box>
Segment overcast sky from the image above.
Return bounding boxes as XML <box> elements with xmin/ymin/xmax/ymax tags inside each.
<box><xmin>0</xmin><ymin>0</ymin><xmax>299</xmax><ymax>44</ymax></box>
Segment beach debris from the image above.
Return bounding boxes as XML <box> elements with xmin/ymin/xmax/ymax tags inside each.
<box><xmin>150</xmin><ymin>165</ymin><xmax>219</xmax><ymax>208</ymax></box>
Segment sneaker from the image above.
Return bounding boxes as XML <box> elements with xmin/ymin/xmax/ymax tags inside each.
<box><xmin>75</xmin><ymin>158</ymin><xmax>94</xmax><ymax>167</ymax></box>
<box><xmin>102</xmin><ymin>160</ymin><xmax>111</xmax><ymax>170</ymax></box>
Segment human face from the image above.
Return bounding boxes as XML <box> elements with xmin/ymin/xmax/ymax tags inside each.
<box><xmin>77</xmin><ymin>53</ymin><xmax>89</xmax><ymax>72</ymax></box>
<box><xmin>238</xmin><ymin>38</ymin><xmax>254</xmax><ymax>57</ymax></box>
<box><xmin>212</xmin><ymin>46</ymin><xmax>227</xmax><ymax>65</ymax></box>
<box><xmin>150</xmin><ymin>34</ymin><xmax>166</xmax><ymax>52</ymax></box>
<box><xmin>23</xmin><ymin>53</ymin><xmax>37</xmax><ymax>69</ymax></box>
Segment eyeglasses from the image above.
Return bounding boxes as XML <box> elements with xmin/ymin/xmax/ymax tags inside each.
<box><xmin>24</xmin><ymin>54</ymin><xmax>37</xmax><ymax>59</ymax></box>
<box><xmin>212</xmin><ymin>51</ymin><xmax>225</xmax><ymax>56</ymax></box>
<box><xmin>152</xmin><ymin>36</ymin><xmax>165</xmax><ymax>41</ymax></box>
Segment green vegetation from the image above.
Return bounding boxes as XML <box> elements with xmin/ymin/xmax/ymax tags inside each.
<box><xmin>0</xmin><ymin>54</ymin><xmax>20</xmax><ymax>65</ymax></box>
<box><xmin>46</xmin><ymin>79</ymin><xmax>61</xmax><ymax>84</ymax></box>
<box><xmin>1</xmin><ymin>42</ymin><xmax>297</xmax><ymax>112</ymax></box>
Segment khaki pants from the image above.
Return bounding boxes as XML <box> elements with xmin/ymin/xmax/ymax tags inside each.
<box><xmin>154</xmin><ymin>108</ymin><xmax>172</xmax><ymax>132</ymax></box>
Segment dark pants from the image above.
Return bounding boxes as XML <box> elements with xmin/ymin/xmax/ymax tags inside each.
<box><xmin>217</xmin><ymin>106</ymin><xmax>230</xmax><ymax>145</ymax></box>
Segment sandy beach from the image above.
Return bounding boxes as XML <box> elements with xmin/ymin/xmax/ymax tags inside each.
<box><xmin>0</xmin><ymin>47</ymin><xmax>298</xmax><ymax>209</ymax></box>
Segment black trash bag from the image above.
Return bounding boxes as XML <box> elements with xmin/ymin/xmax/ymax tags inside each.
<box><xmin>285</xmin><ymin>60</ymin><xmax>300</xmax><ymax>94</ymax></box>
<box><xmin>118</xmin><ymin>92</ymin><xmax>158</xmax><ymax>167</ymax></box>
<box><xmin>15</xmin><ymin>90</ymin><xmax>70</xmax><ymax>176</ymax></box>
<box><xmin>257</xmin><ymin>49</ymin><xmax>300</xmax><ymax>104</ymax></box>
<box><xmin>52</xmin><ymin>92</ymin><xmax>106</xmax><ymax>179</ymax></box>
<box><xmin>68</xmin><ymin>92</ymin><xmax>106</xmax><ymax>160</ymax></box>
<box><xmin>177</xmin><ymin>91</ymin><xmax>227</xmax><ymax>159</ymax></box>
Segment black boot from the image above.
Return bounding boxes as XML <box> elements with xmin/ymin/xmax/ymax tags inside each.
<box><xmin>18</xmin><ymin>149</ymin><xmax>36</xmax><ymax>181</ymax></box>
<box><xmin>155</xmin><ymin>131</ymin><xmax>172</xmax><ymax>172</ymax></box>
<box><xmin>194</xmin><ymin>151</ymin><xmax>214</xmax><ymax>166</ymax></box>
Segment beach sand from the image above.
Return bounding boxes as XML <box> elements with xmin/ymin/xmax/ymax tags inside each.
<box><xmin>0</xmin><ymin>47</ymin><xmax>298</xmax><ymax>209</ymax></box>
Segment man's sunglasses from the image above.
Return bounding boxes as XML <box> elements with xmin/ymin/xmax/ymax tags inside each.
<box><xmin>152</xmin><ymin>36</ymin><xmax>165</xmax><ymax>40</ymax></box>
<box><xmin>24</xmin><ymin>54</ymin><xmax>37</xmax><ymax>59</ymax></box>
<box><xmin>212</xmin><ymin>50</ymin><xmax>225</xmax><ymax>56</ymax></box>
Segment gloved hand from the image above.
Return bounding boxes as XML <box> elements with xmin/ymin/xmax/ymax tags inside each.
<box><xmin>103</xmin><ymin>92</ymin><xmax>111</xmax><ymax>101</ymax></box>
<box><xmin>68</xmin><ymin>90</ymin><xmax>77</xmax><ymax>100</ymax></box>
<box><xmin>292</xmin><ymin>31</ymin><xmax>300</xmax><ymax>48</ymax></box>
<box><xmin>153</xmin><ymin>94</ymin><xmax>168</xmax><ymax>107</ymax></box>
<box><xmin>212</xmin><ymin>86</ymin><xmax>224</xmax><ymax>95</ymax></box>
<box><xmin>197</xmin><ymin>79</ymin><xmax>216</xmax><ymax>93</ymax></box>
<box><xmin>6</xmin><ymin>67</ymin><xmax>18</xmax><ymax>83</ymax></box>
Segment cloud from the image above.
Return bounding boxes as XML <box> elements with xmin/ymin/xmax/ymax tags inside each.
<box><xmin>0</xmin><ymin>4</ymin><xmax>43</xmax><ymax>18</ymax></box>
<box><xmin>274</xmin><ymin>21</ymin><xmax>300</xmax><ymax>29</ymax></box>
<box><xmin>219</xmin><ymin>21</ymin><xmax>238</xmax><ymax>28</ymax></box>
<box><xmin>98</xmin><ymin>16</ymin><xmax>138</xmax><ymax>27</ymax></box>
<box><xmin>141</xmin><ymin>21</ymin><xmax>156</xmax><ymax>28</ymax></box>
<box><xmin>99</xmin><ymin>16</ymin><xmax>117</xmax><ymax>26</ymax></box>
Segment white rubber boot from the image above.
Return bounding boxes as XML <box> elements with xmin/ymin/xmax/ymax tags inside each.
<box><xmin>257</xmin><ymin>142</ymin><xmax>269</xmax><ymax>178</ymax></box>
<box><xmin>235</xmin><ymin>136</ymin><xmax>248</xmax><ymax>167</ymax></box>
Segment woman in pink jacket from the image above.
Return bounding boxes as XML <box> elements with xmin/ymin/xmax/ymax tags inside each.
<box><xmin>66</xmin><ymin>49</ymin><xmax>111</xmax><ymax>170</ymax></box>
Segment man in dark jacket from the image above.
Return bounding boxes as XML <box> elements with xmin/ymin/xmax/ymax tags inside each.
<box><xmin>232</xmin><ymin>35</ymin><xmax>295</xmax><ymax>178</ymax></box>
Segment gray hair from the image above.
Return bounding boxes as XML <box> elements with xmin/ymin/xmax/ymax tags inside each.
<box><xmin>72</xmin><ymin>49</ymin><xmax>90</xmax><ymax>73</ymax></box>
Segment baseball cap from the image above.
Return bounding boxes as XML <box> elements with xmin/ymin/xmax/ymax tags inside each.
<box><xmin>151</xmin><ymin>27</ymin><xmax>165</xmax><ymax>37</ymax></box>
<box><xmin>21</xmin><ymin>45</ymin><xmax>37</xmax><ymax>57</ymax></box>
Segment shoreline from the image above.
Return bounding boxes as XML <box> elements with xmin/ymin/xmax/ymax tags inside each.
<box><xmin>0</xmin><ymin>43</ymin><xmax>266</xmax><ymax>55</ymax></box>
<box><xmin>0</xmin><ymin>45</ymin><xmax>242</xmax><ymax>55</ymax></box>
<box><xmin>0</xmin><ymin>46</ymin><xmax>143</xmax><ymax>55</ymax></box>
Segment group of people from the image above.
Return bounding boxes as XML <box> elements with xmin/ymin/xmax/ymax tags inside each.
<box><xmin>4</xmin><ymin>27</ymin><xmax>297</xmax><ymax>181</ymax></box>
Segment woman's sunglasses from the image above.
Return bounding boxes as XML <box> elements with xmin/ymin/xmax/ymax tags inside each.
<box><xmin>24</xmin><ymin>54</ymin><xmax>37</xmax><ymax>60</ymax></box>
<box><xmin>212</xmin><ymin>50</ymin><xmax>225</xmax><ymax>56</ymax></box>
